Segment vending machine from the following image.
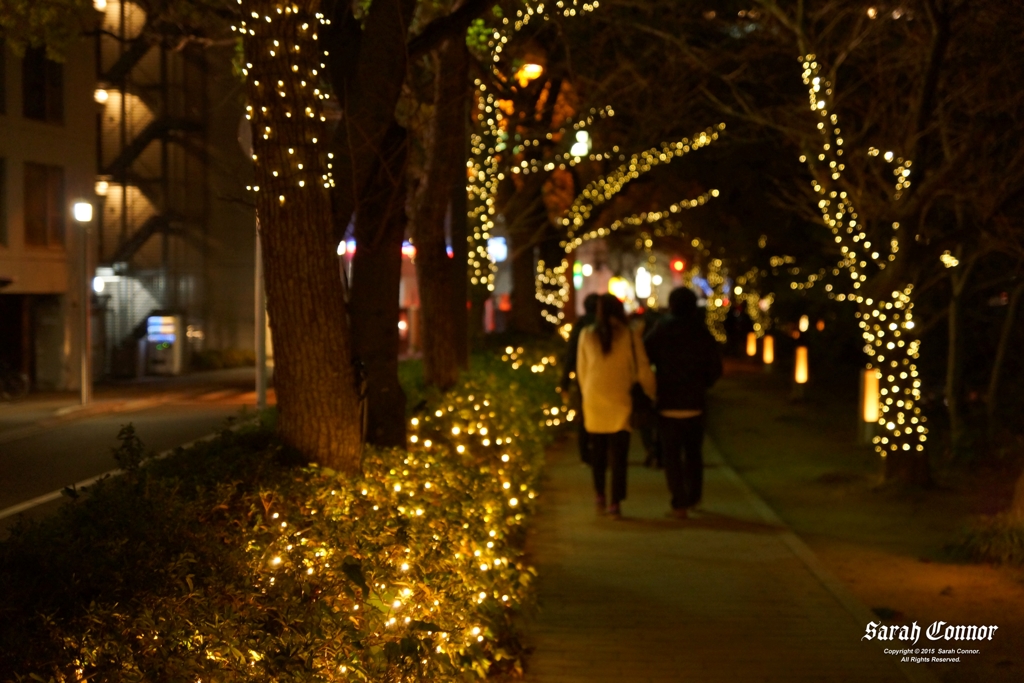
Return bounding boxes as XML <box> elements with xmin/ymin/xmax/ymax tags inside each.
<box><xmin>146</xmin><ymin>315</ymin><xmax>184</xmax><ymax>375</ymax></box>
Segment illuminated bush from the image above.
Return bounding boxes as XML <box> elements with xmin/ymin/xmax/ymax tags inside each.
<box><xmin>0</xmin><ymin>353</ymin><xmax>567</xmax><ymax>682</ymax></box>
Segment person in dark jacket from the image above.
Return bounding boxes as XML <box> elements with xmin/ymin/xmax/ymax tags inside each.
<box><xmin>643</xmin><ymin>287</ymin><xmax>723</xmax><ymax>517</ymax></box>
<box><xmin>560</xmin><ymin>293</ymin><xmax>600</xmax><ymax>463</ymax></box>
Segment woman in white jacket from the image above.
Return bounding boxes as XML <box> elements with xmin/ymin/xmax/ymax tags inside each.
<box><xmin>576</xmin><ymin>294</ymin><xmax>656</xmax><ymax>517</ymax></box>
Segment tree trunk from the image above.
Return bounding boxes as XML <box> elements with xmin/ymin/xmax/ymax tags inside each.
<box><xmin>325</xmin><ymin>0</ymin><xmax>416</xmax><ymax>242</ymax></box>
<box><xmin>349</xmin><ymin>123</ymin><xmax>408</xmax><ymax>447</ymax></box>
<box><xmin>944</xmin><ymin>252</ymin><xmax>977</xmax><ymax>459</ymax></box>
<box><xmin>859</xmin><ymin>290</ymin><xmax>931</xmax><ymax>487</ymax></box>
<box><xmin>508</xmin><ymin>227</ymin><xmax>542</xmax><ymax>334</ymax></box>
<box><xmin>986</xmin><ymin>280</ymin><xmax>1024</xmax><ymax>441</ymax></box>
<box><xmin>501</xmin><ymin>173</ymin><xmax>548</xmax><ymax>335</ymax></box>
<box><xmin>451</xmin><ymin>109</ymin><xmax>470</xmax><ymax>370</ymax></box>
<box><xmin>242</xmin><ymin>0</ymin><xmax>362</xmax><ymax>472</ymax></box>
<box><xmin>944</xmin><ymin>290</ymin><xmax>964</xmax><ymax>456</ymax></box>
<box><xmin>1010</xmin><ymin>470</ymin><xmax>1024</xmax><ymax>521</ymax></box>
<box><xmin>412</xmin><ymin>38</ymin><xmax>468</xmax><ymax>389</ymax></box>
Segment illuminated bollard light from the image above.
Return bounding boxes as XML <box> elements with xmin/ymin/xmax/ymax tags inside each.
<box><xmin>859</xmin><ymin>367</ymin><xmax>880</xmax><ymax>444</ymax></box>
<box><xmin>793</xmin><ymin>346</ymin><xmax>808</xmax><ymax>399</ymax></box>
<box><xmin>794</xmin><ymin>346</ymin><xmax>808</xmax><ymax>384</ymax></box>
<box><xmin>762</xmin><ymin>334</ymin><xmax>774</xmax><ymax>372</ymax></box>
<box><xmin>746</xmin><ymin>331</ymin><xmax>757</xmax><ymax>357</ymax></box>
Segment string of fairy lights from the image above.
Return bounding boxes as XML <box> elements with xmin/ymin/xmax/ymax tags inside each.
<box><xmin>249</xmin><ymin>362</ymin><xmax>569</xmax><ymax>678</ymax></box>
<box><xmin>465</xmin><ymin>98</ymin><xmax>616</xmax><ymax>289</ymax></box>
<box><xmin>233</xmin><ymin>0</ymin><xmax>335</xmax><ymax>214</ymax></box>
<box><xmin>512</xmin><ymin>106</ymin><xmax>618</xmax><ymax>175</ymax></box>
<box><xmin>732</xmin><ymin>266</ymin><xmax>773</xmax><ymax>337</ymax></box>
<box><xmin>498</xmin><ymin>0</ymin><xmax>599</xmax><ymax>40</ymax></box>
<box><xmin>206</xmin><ymin>5</ymin><xmax>576</xmax><ymax>677</ymax></box>
<box><xmin>534</xmin><ymin>187</ymin><xmax>721</xmax><ymax>325</ymax></box>
<box><xmin>466</xmin><ymin>0</ymin><xmax>601</xmax><ymax>291</ymax></box>
<box><xmin>798</xmin><ymin>54</ymin><xmax>927</xmax><ymax>460</ymax></box>
<box><xmin>631</xmin><ymin>226</ymin><xmax>773</xmax><ymax>342</ymax></box>
<box><xmin>561</xmin><ymin>126</ymin><xmax>725</xmax><ymax>238</ymax></box>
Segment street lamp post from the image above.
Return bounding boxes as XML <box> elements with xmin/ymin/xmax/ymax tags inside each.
<box><xmin>239</xmin><ymin>116</ymin><xmax>268</xmax><ymax>411</ymax></box>
<box><xmin>73</xmin><ymin>200</ymin><xmax>94</xmax><ymax>405</ymax></box>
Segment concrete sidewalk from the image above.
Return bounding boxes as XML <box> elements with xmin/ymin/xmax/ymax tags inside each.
<box><xmin>523</xmin><ymin>436</ymin><xmax>938</xmax><ymax>683</ymax></box>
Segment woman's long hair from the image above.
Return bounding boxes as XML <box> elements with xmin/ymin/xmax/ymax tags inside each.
<box><xmin>594</xmin><ymin>293</ymin><xmax>628</xmax><ymax>355</ymax></box>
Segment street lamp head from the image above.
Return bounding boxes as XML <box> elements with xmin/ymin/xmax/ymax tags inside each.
<box><xmin>73</xmin><ymin>201</ymin><xmax>94</xmax><ymax>223</ymax></box>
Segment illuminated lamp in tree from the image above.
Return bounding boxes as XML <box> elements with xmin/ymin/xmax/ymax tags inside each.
<box><xmin>514</xmin><ymin>63</ymin><xmax>544</xmax><ymax>87</ymax></box>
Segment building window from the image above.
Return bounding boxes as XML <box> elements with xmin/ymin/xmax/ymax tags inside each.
<box><xmin>24</xmin><ymin>163</ymin><xmax>65</xmax><ymax>247</ymax></box>
<box><xmin>22</xmin><ymin>47</ymin><xmax>63</xmax><ymax>123</ymax></box>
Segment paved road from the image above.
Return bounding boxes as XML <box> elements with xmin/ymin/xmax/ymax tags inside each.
<box><xmin>0</xmin><ymin>370</ymin><xmax>266</xmax><ymax>523</ymax></box>
<box><xmin>523</xmin><ymin>437</ymin><xmax>938</xmax><ymax>683</ymax></box>
<box><xmin>0</xmin><ymin>368</ymin><xmax>260</xmax><ymax>437</ymax></box>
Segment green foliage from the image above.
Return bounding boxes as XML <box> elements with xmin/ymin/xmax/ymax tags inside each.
<box><xmin>948</xmin><ymin>514</ymin><xmax>1024</xmax><ymax>567</ymax></box>
<box><xmin>111</xmin><ymin>423</ymin><xmax>147</xmax><ymax>475</ymax></box>
<box><xmin>465</xmin><ymin>17</ymin><xmax>492</xmax><ymax>57</ymax></box>
<box><xmin>0</xmin><ymin>0</ymin><xmax>93</xmax><ymax>59</ymax></box>
<box><xmin>0</xmin><ymin>0</ymin><xmax>233</xmax><ymax>61</ymax></box>
<box><xmin>0</xmin><ymin>351</ymin><xmax>568</xmax><ymax>682</ymax></box>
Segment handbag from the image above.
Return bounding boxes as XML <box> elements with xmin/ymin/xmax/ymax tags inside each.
<box><xmin>628</xmin><ymin>330</ymin><xmax>656</xmax><ymax>429</ymax></box>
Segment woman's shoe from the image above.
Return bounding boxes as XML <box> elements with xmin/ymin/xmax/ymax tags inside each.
<box><xmin>607</xmin><ymin>503</ymin><xmax>622</xmax><ymax>519</ymax></box>
<box><xmin>596</xmin><ymin>494</ymin><xmax>607</xmax><ymax>513</ymax></box>
<box><xmin>666</xmin><ymin>507</ymin><xmax>688</xmax><ymax>519</ymax></box>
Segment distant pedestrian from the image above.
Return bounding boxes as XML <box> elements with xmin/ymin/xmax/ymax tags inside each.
<box><xmin>577</xmin><ymin>294</ymin><xmax>656</xmax><ymax>518</ymax></box>
<box><xmin>644</xmin><ymin>287</ymin><xmax>722</xmax><ymax>518</ymax></box>
<box><xmin>724</xmin><ymin>302</ymin><xmax>753</xmax><ymax>357</ymax></box>
<box><xmin>560</xmin><ymin>293</ymin><xmax>600</xmax><ymax>464</ymax></box>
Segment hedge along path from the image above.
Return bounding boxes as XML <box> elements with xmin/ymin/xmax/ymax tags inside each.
<box><xmin>523</xmin><ymin>437</ymin><xmax>940</xmax><ymax>683</ymax></box>
<box><xmin>0</xmin><ymin>351</ymin><xmax>570</xmax><ymax>682</ymax></box>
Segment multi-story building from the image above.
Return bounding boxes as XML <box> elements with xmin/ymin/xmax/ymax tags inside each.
<box><xmin>1</xmin><ymin>1</ymin><xmax>258</xmax><ymax>390</ymax></box>
<box><xmin>0</xmin><ymin>37</ymin><xmax>96</xmax><ymax>390</ymax></box>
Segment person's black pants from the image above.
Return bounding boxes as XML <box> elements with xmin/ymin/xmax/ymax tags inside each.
<box><xmin>658</xmin><ymin>414</ymin><xmax>705</xmax><ymax>509</ymax></box>
<box><xmin>576</xmin><ymin>402</ymin><xmax>592</xmax><ymax>464</ymax></box>
<box><xmin>589</xmin><ymin>430</ymin><xmax>631</xmax><ymax>504</ymax></box>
